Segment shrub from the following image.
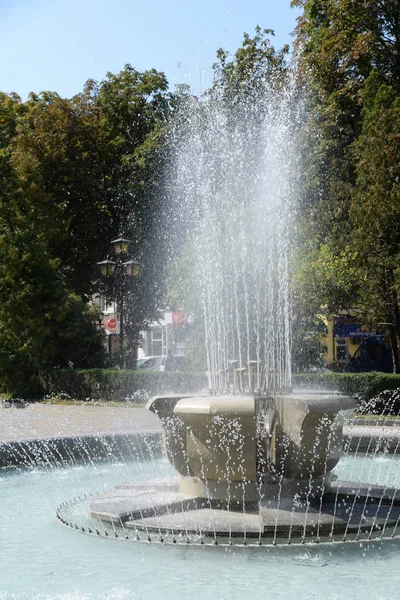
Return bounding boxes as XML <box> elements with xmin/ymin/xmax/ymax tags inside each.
<box><xmin>292</xmin><ymin>372</ymin><xmax>400</xmax><ymax>414</ymax></box>
<box><xmin>42</xmin><ymin>368</ymin><xmax>208</xmax><ymax>402</ymax></box>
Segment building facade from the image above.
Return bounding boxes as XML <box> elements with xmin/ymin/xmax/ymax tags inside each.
<box><xmin>93</xmin><ymin>294</ymin><xmax>191</xmax><ymax>363</ymax></box>
<box><xmin>322</xmin><ymin>313</ymin><xmax>383</xmax><ymax>370</ymax></box>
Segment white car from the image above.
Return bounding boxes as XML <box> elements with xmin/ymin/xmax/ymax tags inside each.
<box><xmin>137</xmin><ymin>356</ymin><xmax>166</xmax><ymax>371</ymax></box>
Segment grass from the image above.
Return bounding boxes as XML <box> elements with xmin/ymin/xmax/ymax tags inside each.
<box><xmin>41</xmin><ymin>396</ymin><xmax>145</xmax><ymax>408</ymax></box>
<box><xmin>350</xmin><ymin>411</ymin><xmax>400</xmax><ymax>421</ymax></box>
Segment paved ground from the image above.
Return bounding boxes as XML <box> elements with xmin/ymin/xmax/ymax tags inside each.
<box><xmin>0</xmin><ymin>403</ymin><xmax>399</xmax><ymax>451</ymax></box>
<box><xmin>0</xmin><ymin>404</ymin><xmax>161</xmax><ymax>444</ymax></box>
<box><xmin>344</xmin><ymin>422</ymin><xmax>400</xmax><ymax>451</ymax></box>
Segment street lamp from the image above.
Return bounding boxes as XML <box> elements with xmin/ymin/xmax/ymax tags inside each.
<box><xmin>97</xmin><ymin>260</ymin><xmax>117</xmax><ymax>278</ymax></box>
<box><xmin>111</xmin><ymin>238</ymin><xmax>131</xmax><ymax>255</ymax></box>
<box><xmin>97</xmin><ymin>239</ymin><xmax>141</xmax><ymax>368</ymax></box>
<box><xmin>123</xmin><ymin>259</ymin><xmax>141</xmax><ymax>278</ymax></box>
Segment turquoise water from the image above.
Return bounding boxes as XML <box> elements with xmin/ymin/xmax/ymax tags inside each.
<box><xmin>1</xmin><ymin>456</ymin><xmax>400</xmax><ymax>600</ymax></box>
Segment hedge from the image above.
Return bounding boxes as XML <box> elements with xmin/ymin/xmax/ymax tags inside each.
<box><xmin>41</xmin><ymin>369</ymin><xmax>208</xmax><ymax>403</ymax></box>
<box><xmin>292</xmin><ymin>372</ymin><xmax>400</xmax><ymax>415</ymax></box>
<box><xmin>33</xmin><ymin>369</ymin><xmax>400</xmax><ymax>414</ymax></box>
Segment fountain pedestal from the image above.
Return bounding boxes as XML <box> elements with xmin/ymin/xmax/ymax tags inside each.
<box><xmin>148</xmin><ymin>392</ymin><xmax>356</xmax><ymax>503</ymax></box>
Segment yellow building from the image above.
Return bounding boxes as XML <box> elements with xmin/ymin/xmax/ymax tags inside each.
<box><xmin>321</xmin><ymin>313</ymin><xmax>377</xmax><ymax>370</ymax></box>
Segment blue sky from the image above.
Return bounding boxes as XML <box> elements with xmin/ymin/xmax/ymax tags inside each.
<box><xmin>1</xmin><ymin>0</ymin><xmax>300</xmax><ymax>99</ymax></box>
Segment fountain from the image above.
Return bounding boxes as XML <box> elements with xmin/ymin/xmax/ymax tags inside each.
<box><xmin>55</xmin><ymin>80</ymin><xmax>400</xmax><ymax>548</ymax></box>
<box><xmin>62</xmin><ymin>387</ymin><xmax>395</xmax><ymax>546</ymax></box>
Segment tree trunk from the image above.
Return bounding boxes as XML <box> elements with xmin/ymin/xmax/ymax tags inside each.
<box><xmin>388</xmin><ymin>322</ymin><xmax>400</xmax><ymax>373</ymax></box>
<box><xmin>125</xmin><ymin>324</ymin><xmax>139</xmax><ymax>370</ymax></box>
<box><xmin>392</xmin><ymin>300</ymin><xmax>400</xmax><ymax>373</ymax></box>
<box><xmin>387</xmin><ymin>268</ymin><xmax>400</xmax><ymax>373</ymax></box>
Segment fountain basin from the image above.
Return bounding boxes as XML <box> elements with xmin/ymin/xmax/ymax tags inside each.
<box><xmin>2</xmin><ymin>456</ymin><xmax>400</xmax><ymax>600</ymax></box>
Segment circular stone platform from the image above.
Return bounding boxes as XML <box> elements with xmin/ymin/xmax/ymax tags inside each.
<box><xmin>78</xmin><ymin>478</ymin><xmax>400</xmax><ymax>544</ymax></box>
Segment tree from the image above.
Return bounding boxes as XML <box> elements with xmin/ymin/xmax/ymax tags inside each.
<box><xmin>292</xmin><ymin>0</ymin><xmax>400</xmax><ymax>371</ymax></box>
<box><xmin>12</xmin><ymin>66</ymin><xmax>173</xmax><ymax>298</ymax></box>
<box><xmin>350</xmin><ymin>71</ymin><xmax>400</xmax><ymax>370</ymax></box>
<box><xmin>291</xmin><ymin>0</ymin><xmax>400</xmax><ymax>239</ymax></box>
<box><xmin>212</xmin><ymin>25</ymin><xmax>290</xmax><ymax>97</ymax></box>
<box><xmin>89</xmin><ymin>66</ymin><xmax>174</xmax><ymax>365</ymax></box>
<box><xmin>0</xmin><ymin>64</ymin><xmax>175</xmax><ymax>392</ymax></box>
<box><xmin>0</xmin><ymin>174</ymin><xmax>105</xmax><ymax>396</ymax></box>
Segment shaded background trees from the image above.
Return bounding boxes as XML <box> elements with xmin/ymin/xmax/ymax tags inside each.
<box><xmin>1</xmin><ymin>0</ymin><xmax>400</xmax><ymax>396</ymax></box>
<box><xmin>0</xmin><ymin>65</ymin><xmax>174</xmax><ymax>395</ymax></box>
<box><xmin>292</xmin><ymin>0</ymin><xmax>400</xmax><ymax>371</ymax></box>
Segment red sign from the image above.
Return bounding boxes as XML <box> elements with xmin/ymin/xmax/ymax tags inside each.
<box><xmin>172</xmin><ymin>311</ymin><xmax>187</xmax><ymax>325</ymax></box>
<box><xmin>107</xmin><ymin>318</ymin><xmax>117</xmax><ymax>330</ymax></box>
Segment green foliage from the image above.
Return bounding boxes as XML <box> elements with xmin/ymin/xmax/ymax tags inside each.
<box><xmin>0</xmin><ymin>65</ymin><xmax>175</xmax><ymax>395</ymax></box>
<box><xmin>293</xmin><ymin>0</ymin><xmax>400</xmax><ymax>91</ymax></box>
<box><xmin>292</xmin><ymin>1</ymin><xmax>400</xmax><ymax>372</ymax></box>
<box><xmin>292</xmin><ymin>242</ymin><xmax>359</xmax><ymax>319</ymax></box>
<box><xmin>292</xmin><ymin>0</ymin><xmax>400</xmax><ymax>231</ymax></box>
<box><xmin>293</xmin><ymin>371</ymin><xmax>400</xmax><ymax>413</ymax></box>
<box><xmin>347</xmin><ymin>73</ymin><xmax>400</xmax><ymax>369</ymax></box>
<box><xmin>165</xmin><ymin>244</ymin><xmax>207</xmax><ymax>372</ymax></box>
<box><xmin>212</xmin><ymin>26</ymin><xmax>290</xmax><ymax>97</ymax></box>
<box><xmin>42</xmin><ymin>368</ymin><xmax>208</xmax><ymax>402</ymax></box>
<box><xmin>0</xmin><ymin>248</ymin><xmax>105</xmax><ymax>397</ymax></box>
<box><xmin>11</xmin><ymin>66</ymin><xmax>173</xmax><ymax>299</ymax></box>
<box><xmin>291</xmin><ymin>313</ymin><xmax>327</xmax><ymax>372</ymax></box>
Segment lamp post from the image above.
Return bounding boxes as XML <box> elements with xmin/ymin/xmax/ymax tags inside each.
<box><xmin>97</xmin><ymin>238</ymin><xmax>141</xmax><ymax>369</ymax></box>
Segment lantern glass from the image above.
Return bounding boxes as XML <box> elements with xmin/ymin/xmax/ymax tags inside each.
<box><xmin>123</xmin><ymin>260</ymin><xmax>141</xmax><ymax>278</ymax></box>
<box><xmin>111</xmin><ymin>238</ymin><xmax>131</xmax><ymax>255</ymax></box>
<box><xmin>107</xmin><ymin>262</ymin><xmax>117</xmax><ymax>277</ymax></box>
<box><xmin>97</xmin><ymin>260</ymin><xmax>117</xmax><ymax>277</ymax></box>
